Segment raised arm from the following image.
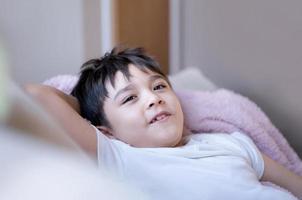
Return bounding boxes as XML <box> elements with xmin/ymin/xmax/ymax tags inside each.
<box><xmin>25</xmin><ymin>84</ymin><xmax>97</xmax><ymax>158</ymax></box>
<box><xmin>261</xmin><ymin>153</ymin><xmax>302</xmax><ymax>199</ymax></box>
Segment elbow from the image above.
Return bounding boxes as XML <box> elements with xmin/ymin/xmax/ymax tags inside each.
<box><xmin>23</xmin><ymin>84</ymin><xmax>44</xmax><ymax>97</ymax></box>
<box><xmin>23</xmin><ymin>84</ymin><xmax>55</xmax><ymax>99</ymax></box>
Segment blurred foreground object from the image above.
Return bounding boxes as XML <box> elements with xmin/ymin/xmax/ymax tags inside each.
<box><xmin>0</xmin><ymin>41</ymin><xmax>148</xmax><ymax>200</ymax></box>
<box><xmin>0</xmin><ymin>128</ymin><xmax>147</xmax><ymax>200</ymax></box>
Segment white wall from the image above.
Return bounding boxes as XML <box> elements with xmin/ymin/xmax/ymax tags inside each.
<box><xmin>177</xmin><ymin>0</ymin><xmax>302</xmax><ymax>155</ymax></box>
<box><xmin>0</xmin><ymin>0</ymin><xmax>102</xmax><ymax>84</ymax></box>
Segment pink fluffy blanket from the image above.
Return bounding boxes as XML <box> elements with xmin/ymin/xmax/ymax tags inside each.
<box><xmin>44</xmin><ymin>75</ymin><xmax>302</xmax><ymax>176</ymax></box>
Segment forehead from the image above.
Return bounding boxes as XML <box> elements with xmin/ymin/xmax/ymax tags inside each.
<box><xmin>106</xmin><ymin>64</ymin><xmax>165</xmax><ymax>89</ymax></box>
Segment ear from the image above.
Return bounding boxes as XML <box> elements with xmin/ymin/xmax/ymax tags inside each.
<box><xmin>96</xmin><ymin>126</ymin><xmax>115</xmax><ymax>138</ymax></box>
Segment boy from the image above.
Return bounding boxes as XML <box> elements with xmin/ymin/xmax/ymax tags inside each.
<box><xmin>26</xmin><ymin>47</ymin><xmax>302</xmax><ymax>199</ymax></box>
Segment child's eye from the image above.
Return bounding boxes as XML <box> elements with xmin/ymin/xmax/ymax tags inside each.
<box><xmin>154</xmin><ymin>84</ymin><xmax>167</xmax><ymax>90</ymax></box>
<box><xmin>122</xmin><ymin>95</ymin><xmax>137</xmax><ymax>104</ymax></box>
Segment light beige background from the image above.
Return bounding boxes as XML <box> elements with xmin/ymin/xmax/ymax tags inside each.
<box><xmin>0</xmin><ymin>0</ymin><xmax>102</xmax><ymax>84</ymax></box>
<box><xmin>177</xmin><ymin>0</ymin><xmax>302</xmax><ymax>156</ymax></box>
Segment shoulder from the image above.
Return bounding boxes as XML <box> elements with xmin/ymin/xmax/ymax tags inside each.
<box><xmin>186</xmin><ymin>132</ymin><xmax>243</xmax><ymax>144</ymax></box>
<box><xmin>94</xmin><ymin>126</ymin><xmax>133</xmax><ymax>168</ymax></box>
<box><xmin>186</xmin><ymin>132</ymin><xmax>258</xmax><ymax>154</ymax></box>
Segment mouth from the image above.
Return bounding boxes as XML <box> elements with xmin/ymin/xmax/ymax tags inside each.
<box><xmin>149</xmin><ymin>111</ymin><xmax>172</xmax><ymax>124</ymax></box>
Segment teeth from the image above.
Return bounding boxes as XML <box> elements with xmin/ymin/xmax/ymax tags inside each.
<box><xmin>156</xmin><ymin>114</ymin><xmax>167</xmax><ymax>121</ymax></box>
<box><xmin>151</xmin><ymin>114</ymin><xmax>168</xmax><ymax>124</ymax></box>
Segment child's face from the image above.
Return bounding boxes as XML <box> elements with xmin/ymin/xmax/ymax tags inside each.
<box><xmin>99</xmin><ymin>64</ymin><xmax>184</xmax><ymax>147</ymax></box>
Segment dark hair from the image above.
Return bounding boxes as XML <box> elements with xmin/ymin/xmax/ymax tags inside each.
<box><xmin>71</xmin><ymin>47</ymin><xmax>169</xmax><ymax>128</ymax></box>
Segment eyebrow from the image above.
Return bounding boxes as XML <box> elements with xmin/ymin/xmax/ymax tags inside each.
<box><xmin>113</xmin><ymin>74</ymin><xmax>166</xmax><ymax>101</ymax></box>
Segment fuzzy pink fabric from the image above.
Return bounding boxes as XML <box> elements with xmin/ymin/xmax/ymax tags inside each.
<box><xmin>43</xmin><ymin>75</ymin><xmax>302</xmax><ymax>176</ymax></box>
<box><xmin>43</xmin><ymin>74</ymin><xmax>79</xmax><ymax>95</ymax></box>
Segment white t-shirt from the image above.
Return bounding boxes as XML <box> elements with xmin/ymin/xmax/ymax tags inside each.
<box><xmin>96</xmin><ymin>129</ymin><xmax>297</xmax><ymax>200</ymax></box>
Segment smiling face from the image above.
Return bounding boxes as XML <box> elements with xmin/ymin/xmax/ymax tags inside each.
<box><xmin>98</xmin><ymin>64</ymin><xmax>184</xmax><ymax>148</ymax></box>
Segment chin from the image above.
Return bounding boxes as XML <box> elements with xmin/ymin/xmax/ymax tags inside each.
<box><xmin>161</xmin><ymin>131</ymin><xmax>182</xmax><ymax>147</ymax></box>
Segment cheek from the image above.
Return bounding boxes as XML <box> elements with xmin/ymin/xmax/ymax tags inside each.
<box><xmin>168</xmin><ymin>94</ymin><xmax>183</xmax><ymax>113</ymax></box>
<box><xmin>176</xmin><ymin>103</ymin><xmax>184</xmax><ymax>124</ymax></box>
<box><xmin>171</xmin><ymin>96</ymin><xmax>184</xmax><ymax>124</ymax></box>
<box><xmin>109</xmin><ymin>107</ymin><xmax>144</xmax><ymax>130</ymax></box>
<box><xmin>110</xmin><ymin>108</ymin><xmax>146</xmax><ymax>143</ymax></box>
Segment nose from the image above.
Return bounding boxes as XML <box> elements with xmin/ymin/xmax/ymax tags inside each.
<box><xmin>147</xmin><ymin>92</ymin><xmax>165</xmax><ymax>109</ymax></box>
